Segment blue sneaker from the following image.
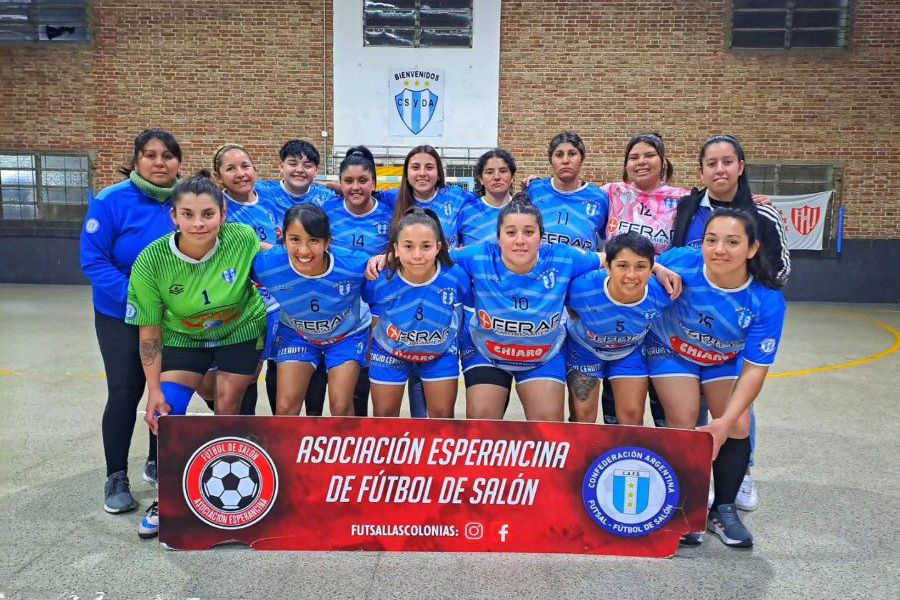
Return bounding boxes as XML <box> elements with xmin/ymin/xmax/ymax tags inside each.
<box><xmin>138</xmin><ymin>501</ymin><xmax>159</xmax><ymax>539</ymax></box>
<box><xmin>104</xmin><ymin>471</ymin><xmax>137</xmax><ymax>514</ymax></box>
<box><xmin>708</xmin><ymin>503</ymin><xmax>753</xmax><ymax>548</ymax></box>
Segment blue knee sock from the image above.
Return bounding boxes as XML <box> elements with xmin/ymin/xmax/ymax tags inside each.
<box><xmin>160</xmin><ymin>382</ymin><xmax>194</xmax><ymax>416</ymax></box>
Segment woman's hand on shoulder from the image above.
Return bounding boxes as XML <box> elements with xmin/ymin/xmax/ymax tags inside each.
<box><xmin>752</xmin><ymin>194</ymin><xmax>771</xmax><ymax>206</ymax></box>
<box><xmin>652</xmin><ymin>263</ymin><xmax>683</xmax><ymax>300</ymax></box>
<box><xmin>365</xmin><ymin>254</ymin><xmax>386</xmax><ymax>281</ymax></box>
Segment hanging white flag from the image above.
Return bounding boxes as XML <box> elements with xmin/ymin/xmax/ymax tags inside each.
<box><xmin>771</xmin><ymin>191</ymin><xmax>833</xmax><ymax>250</ymax></box>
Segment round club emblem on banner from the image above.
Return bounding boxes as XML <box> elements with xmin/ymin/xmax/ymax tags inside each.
<box><xmin>183</xmin><ymin>437</ymin><xmax>279</xmax><ymax>530</ymax></box>
<box><xmin>582</xmin><ymin>446</ymin><xmax>679</xmax><ymax>538</ymax></box>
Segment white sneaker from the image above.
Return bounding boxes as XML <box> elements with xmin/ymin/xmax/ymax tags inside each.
<box><xmin>735</xmin><ymin>474</ymin><xmax>759</xmax><ymax>512</ymax></box>
<box><xmin>708</xmin><ymin>480</ymin><xmax>714</xmax><ymax>509</ymax></box>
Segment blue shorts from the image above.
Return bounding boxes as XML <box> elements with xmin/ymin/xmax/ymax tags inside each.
<box><xmin>273</xmin><ymin>323</ymin><xmax>368</xmax><ymax>370</ymax></box>
<box><xmin>460</xmin><ymin>328</ymin><xmax>566</xmax><ymax>385</ymax></box>
<box><xmin>566</xmin><ymin>339</ymin><xmax>648</xmax><ymax>379</ymax></box>
<box><xmin>368</xmin><ymin>340</ymin><xmax>459</xmax><ymax>385</ymax></box>
<box><xmin>644</xmin><ymin>337</ymin><xmax>740</xmax><ymax>383</ymax></box>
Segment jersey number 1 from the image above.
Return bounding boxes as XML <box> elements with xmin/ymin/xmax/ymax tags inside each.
<box><xmin>201</xmin><ymin>290</ymin><xmax>211</xmax><ymax>306</ymax></box>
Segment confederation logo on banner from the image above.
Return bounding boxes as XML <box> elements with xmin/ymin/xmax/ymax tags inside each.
<box><xmin>582</xmin><ymin>446</ymin><xmax>679</xmax><ymax>538</ymax></box>
<box><xmin>389</xmin><ymin>68</ymin><xmax>444</xmax><ymax>136</ymax></box>
<box><xmin>183</xmin><ymin>437</ymin><xmax>279</xmax><ymax>530</ymax></box>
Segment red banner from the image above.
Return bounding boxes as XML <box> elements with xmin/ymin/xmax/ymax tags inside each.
<box><xmin>158</xmin><ymin>417</ymin><xmax>712</xmax><ymax>557</ymax></box>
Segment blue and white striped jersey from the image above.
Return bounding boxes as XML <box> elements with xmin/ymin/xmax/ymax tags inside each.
<box><xmin>252</xmin><ymin>245</ymin><xmax>371</xmax><ymax>344</ymax></box>
<box><xmin>225</xmin><ymin>188</ymin><xmax>281</xmax><ymax>243</ymax></box>
<box><xmin>567</xmin><ymin>270</ymin><xmax>672</xmax><ymax>361</ymax></box>
<box><xmin>362</xmin><ymin>263</ymin><xmax>470</xmax><ymax>362</ymax></box>
<box><xmin>652</xmin><ymin>247</ymin><xmax>786</xmax><ymax>366</ymax></box>
<box><xmin>320</xmin><ymin>196</ymin><xmax>393</xmax><ymax>257</ymax></box>
<box><xmin>526</xmin><ymin>177</ymin><xmax>610</xmax><ymax>251</ymax></box>
<box><xmin>453</xmin><ymin>242</ymin><xmax>601</xmax><ymax>370</ymax></box>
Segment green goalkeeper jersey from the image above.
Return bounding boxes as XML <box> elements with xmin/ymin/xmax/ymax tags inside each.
<box><xmin>126</xmin><ymin>223</ymin><xmax>266</xmax><ymax>348</ymax></box>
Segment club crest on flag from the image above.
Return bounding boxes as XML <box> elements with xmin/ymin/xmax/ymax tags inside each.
<box><xmin>395</xmin><ymin>88</ymin><xmax>438</xmax><ymax>135</ymax></box>
<box><xmin>791</xmin><ymin>205</ymin><xmax>821</xmax><ymax>236</ymax></box>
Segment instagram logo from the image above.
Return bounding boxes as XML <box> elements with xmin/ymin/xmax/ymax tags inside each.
<box><xmin>464</xmin><ymin>522</ymin><xmax>484</xmax><ymax>540</ymax></box>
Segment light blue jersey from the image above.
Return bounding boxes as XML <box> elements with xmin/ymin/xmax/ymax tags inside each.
<box><xmin>255</xmin><ymin>180</ymin><xmax>338</xmax><ymax>215</ymax></box>
<box><xmin>459</xmin><ymin>195</ymin><xmax>508</xmax><ymax>245</ymax></box>
<box><xmin>652</xmin><ymin>247</ymin><xmax>786</xmax><ymax>366</ymax></box>
<box><xmin>362</xmin><ymin>263</ymin><xmax>470</xmax><ymax>362</ymax></box>
<box><xmin>378</xmin><ymin>185</ymin><xmax>472</xmax><ymax>247</ymax></box>
<box><xmin>320</xmin><ymin>196</ymin><xmax>393</xmax><ymax>256</ymax></box>
<box><xmin>252</xmin><ymin>245</ymin><xmax>371</xmax><ymax>344</ymax></box>
<box><xmin>225</xmin><ymin>188</ymin><xmax>281</xmax><ymax>243</ymax></box>
<box><xmin>526</xmin><ymin>178</ymin><xmax>609</xmax><ymax>251</ymax></box>
<box><xmin>567</xmin><ymin>270</ymin><xmax>672</xmax><ymax>361</ymax></box>
<box><xmin>453</xmin><ymin>242</ymin><xmax>601</xmax><ymax>370</ymax></box>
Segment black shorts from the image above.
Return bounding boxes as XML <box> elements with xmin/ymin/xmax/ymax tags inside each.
<box><xmin>162</xmin><ymin>339</ymin><xmax>262</xmax><ymax>376</ymax></box>
<box><xmin>463</xmin><ymin>366</ymin><xmax>514</xmax><ymax>390</ymax></box>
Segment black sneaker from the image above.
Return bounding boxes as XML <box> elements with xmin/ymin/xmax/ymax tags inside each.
<box><xmin>104</xmin><ymin>471</ymin><xmax>137</xmax><ymax>514</ymax></box>
<box><xmin>138</xmin><ymin>500</ymin><xmax>159</xmax><ymax>539</ymax></box>
<box><xmin>143</xmin><ymin>460</ymin><xmax>158</xmax><ymax>487</ymax></box>
<box><xmin>679</xmin><ymin>533</ymin><xmax>704</xmax><ymax>546</ymax></box>
<box><xmin>708</xmin><ymin>503</ymin><xmax>753</xmax><ymax>548</ymax></box>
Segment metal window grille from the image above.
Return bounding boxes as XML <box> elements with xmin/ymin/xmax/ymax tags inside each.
<box><xmin>363</xmin><ymin>0</ymin><xmax>473</xmax><ymax>48</ymax></box>
<box><xmin>731</xmin><ymin>0</ymin><xmax>850</xmax><ymax>49</ymax></box>
<box><xmin>0</xmin><ymin>0</ymin><xmax>89</xmax><ymax>43</ymax></box>
<box><xmin>0</xmin><ymin>153</ymin><xmax>91</xmax><ymax>222</ymax></box>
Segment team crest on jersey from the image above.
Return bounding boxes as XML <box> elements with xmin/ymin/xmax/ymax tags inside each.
<box><xmin>85</xmin><ymin>218</ymin><xmax>100</xmax><ymax>233</ymax></box>
<box><xmin>337</xmin><ymin>280</ymin><xmax>354</xmax><ymax>296</ymax></box>
<box><xmin>584</xmin><ymin>202</ymin><xmax>600</xmax><ymax>217</ymax></box>
<box><xmin>736</xmin><ymin>308</ymin><xmax>753</xmax><ymax>329</ymax></box>
<box><xmin>125</xmin><ymin>302</ymin><xmax>137</xmax><ymax>320</ymax></box>
<box><xmin>664</xmin><ymin>197</ymin><xmax>678</xmax><ymax>210</ymax></box>
<box><xmin>759</xmin><ymin>338</ymin><xmax>777</xmax><ymax>355</ymax></box>
<box><xmin>169</xmin><ymin>283</ymin><xmax>184</xmax><ymax>295</ymax></box>
<box><xmin>376</xmin><ymin>221</ymin><xmax>390</xmax><ymax>235</ymax></box>
<box><xmin>440</xmin><ymin>287</ymin><xmax>457</xmax><ymax>305</ymax></box>
<box><xmin>542</xmin><ymin>269</ymin><xmax>558</xmax><ymax>290</ymax></box>
<box><xmin>643</xmin><ymin>309</ymin><xmax>660</xmax><ymax>321</ymax></box>
<box><xmin>222</xmin><ymin>269</ymin><xmax>237</xmax><ymax>285</ymax></box>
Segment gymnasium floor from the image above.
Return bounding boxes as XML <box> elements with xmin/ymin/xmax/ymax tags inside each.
<box><xmin>0</xmin><ymin>284</ymin><xmax>897</xmax><ymax>600</ymax></box>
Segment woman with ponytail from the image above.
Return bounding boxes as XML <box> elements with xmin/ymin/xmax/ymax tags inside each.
<box><xmin>81</xmin><ymin>129</ymin><xmax>182</xmax><ymax>515</ymax></box>
<box><xmin>672</xmin><ymin>134</ymin><xmax>790</xmax><ymax>284</ymax></box>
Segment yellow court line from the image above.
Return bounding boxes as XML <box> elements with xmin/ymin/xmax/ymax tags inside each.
<box><xmin>768</xmin><ymin>313</ymin><xmax>900</xmax><ymax>379</ymax></box>
<box><xmin>0</xmin><ymin>370</ymin><xmax>23</xmax><ymax>376</ymax></box>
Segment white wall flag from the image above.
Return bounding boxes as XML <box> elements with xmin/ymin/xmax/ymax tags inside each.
<box><xmin>389</xmin><ymin>68</ymin><xmax>444</xmax><ymax>137</ymax></box>
<box><xmin>771</xmin><ymin>191</ymin><xmax>833</xmax><ymax>250</ymax></box>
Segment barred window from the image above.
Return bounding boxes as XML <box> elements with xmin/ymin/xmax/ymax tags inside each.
<box><xmin>0</xmin><ymin>0</ymin><xmax>89</xmax><ymax>43</ymax></box>
<box><xmin>363</xmin><ymin>0</ymin><xmax>473</xmax><ymax>48</ymax></box>
<box><xmin>731</xmin><ymin>0</ymin><xmax>850</xmax><ymax>49</ymax></box>
<box><xmin>746</xmin><ymin>163</ymin><xmax>837</xmax><ymax>195</ymax></box>
<box><xmin>0</xmin><ymin>153</ymin><xmax>91</xmax><ymax>222</ymax></box>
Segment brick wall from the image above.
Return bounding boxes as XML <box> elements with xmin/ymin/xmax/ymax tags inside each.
<box><xmin>1</xmin><ymin>1</ymin><xmax>897</xmax><ymax>238</ymax></box>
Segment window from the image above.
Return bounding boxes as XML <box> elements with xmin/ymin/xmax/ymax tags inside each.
<box><xmin>0</xmin><ymin>153</ymin><xmax>91</xmax><ymax>223</ymax></box>
<box><xmin>363</xmin><ymin>0</ymin><xmax>473</xmax><ymax>48</ymax></box>
<box><xmin>0</xmin><ymin>0</ymin><xmax>88</xmax><ymax>43</ymax></box>
<box><xmin>746</xmin><ymin>163</ymin><xmax>837</xmax><ymax>195</ymax></box>
<box><xmin>731</xmin><ymin>0</ymin><xmax>850</xmax><ymax>49</ymax></box>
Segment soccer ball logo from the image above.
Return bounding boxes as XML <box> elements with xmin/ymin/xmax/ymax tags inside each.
<box><xmin>201</xmin><ymin>456</ymin><xmax>260</xmax><ymax>511</ymax></box>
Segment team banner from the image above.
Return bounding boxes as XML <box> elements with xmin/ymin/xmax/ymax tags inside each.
<box><xmin>158</xmin><ymin>417</ymin><xmax>712</xmax><ymax>557</ymax></box>
<box><xmin>389</xmin><ymin>67</ymin><xmax>444</xmax><ymax>136</ymax></box>
<box><xmin>771</xmin><ymin>190</ymin><xmax>833</xmax><ymax>250</ymax></box>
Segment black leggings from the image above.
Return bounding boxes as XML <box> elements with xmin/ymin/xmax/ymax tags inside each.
<box><xmin>95</xmin><ymin>311</ymin><xmax>156</xmax><ymax>477</ymax></box>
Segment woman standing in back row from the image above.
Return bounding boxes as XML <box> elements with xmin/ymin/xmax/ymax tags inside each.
<box><xmin>81</xmin><ymin>128</ymin><xmax>182</xmax><ymax>514</ymax></box>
